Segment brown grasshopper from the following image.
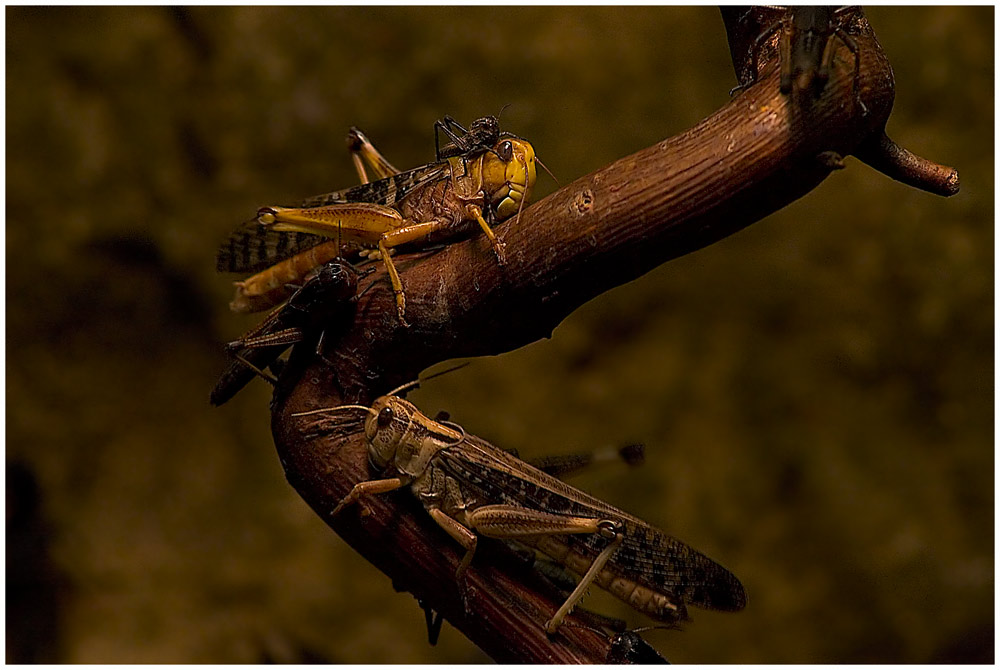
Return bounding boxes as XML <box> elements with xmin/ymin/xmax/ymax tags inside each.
<box><xmin>295</xmin><ymin>389</ymin><xmax>747</xmax><ymax>634</ymax></box>
<box><xmin>416</xmin><ymin>432</ymin><xmax>646</xmax><ymax>644</ymax></box>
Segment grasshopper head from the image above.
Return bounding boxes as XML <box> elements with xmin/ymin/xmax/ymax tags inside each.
<box><xmin>290</xmin><ymin>259</ymin><xmax>359</xmax><ymax>316</ymax></box>
<box><xmin>481</xmin><ymin>138</ymin><xmax>536</xmax><ymax>222</ymax></box>
<box><xmin>364</xmin><ymin>395</ymin><xmax>415</xmax><ymax>469</ymax></box>
<box><xmin>364</xmin><ymin>393</ymin><xmax>463</xmax><ymax>474</ymax></box>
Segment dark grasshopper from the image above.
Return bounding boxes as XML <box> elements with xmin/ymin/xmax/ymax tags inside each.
<box><xmin>217</xmin><ymin>117</ymin><xmax>537</xmax><ymax>325</ymax></box>
<box><xmin>605</xmin><ymin>628</ymin><xmax>671</xmax><ymax>664</ymax></box>
<box><xmin>296</xmin><ymin>391</ymin><xmax>747</xmax><ymax>633</ymax></box>
<box><xmin>736</xmin><ymin>6</ymin><xmax>865</xmax><ymax>111</ymax></box>
<box><xmin>210</xmin><ymin>258</ymin><xmax>361</xmax><ymax>406</ymax></box>
<box><xmin>779</xmin><ymin>6</ymin><xmax>863</xmax><ymax>102</ymax></box>
<box><xmin>434</xmin><ymin>115</ymin><xmax>500</xmax><ymax>160</ymax></box>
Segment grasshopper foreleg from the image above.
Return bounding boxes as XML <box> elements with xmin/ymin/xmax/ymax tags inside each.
<box><xmin>779</xmin><ymin>17</ymin><xmax>793</xmax><ymax>93</ymax></box>
<box><xmin>333</xmin><ymin>476</ymin><xmax>408</xmax><ymax>517</ymax></box>
<box><xmin>464</xmin><ymin>203</ymin><xmax>506</xmax><ymax>266</ymax></box>
<box><xmin>834</xmin><ymin>28</ymin><xmax>866</xmax><ymax>116</ymax></box>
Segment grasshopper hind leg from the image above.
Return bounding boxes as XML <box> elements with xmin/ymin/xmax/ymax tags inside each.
<box><xmin>544</xmin><ymin>525</ymin><xmax>624</xmax><ymax>634</ymax></box>
<box><xmin>346</xmin><ymin>127</ymin><xmax>400</xmax><ymax>183</ymax></box>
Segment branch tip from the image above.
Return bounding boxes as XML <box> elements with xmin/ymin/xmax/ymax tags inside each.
<box><xmin>855</xmin><ymin>131</ymin><xmax>960</xmax><ymax>197</ymax></box>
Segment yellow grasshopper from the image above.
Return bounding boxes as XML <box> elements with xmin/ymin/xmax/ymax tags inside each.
<box><xmin>295</xmin><ymin>388</ymin><xmax>747</xmax><ymax>634</ymax></box>
<box><xmin>217</xmin><ymin>117</ymin><xmax>538</xmax><ymax>325</ymax></box>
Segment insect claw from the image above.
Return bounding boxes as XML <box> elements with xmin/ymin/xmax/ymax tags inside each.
<box><xmin>457</xmin><ymin>579</ymin><xmax>472</xmax><ymax>617</ymax></box>
<box><xmin>393</xmin><ymin>291</ymin><xmax>410</xmax><ymax>327</ymax></box>
<box><xmin>817</xmin><ymin>151</ymin><xmax>846</xmax><ymax>170</ymax></box>
<box><xmin>492</xmin><ymin>240</ymin><xmax>507</xmax><ymax>267</ymax></box>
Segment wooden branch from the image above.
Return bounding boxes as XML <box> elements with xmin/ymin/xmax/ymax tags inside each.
<box><xmin>721</xmin><ymin>6</ymin><xmax>960</xmax><ymax>198</ymax></box>
<box><xmin>266</xmin><ymin>7</ymin><xmax>953</xmax><ymax>663</ymax></box>
<box><xmin>854</xmin><ymin>130</ymin><xmax>960</xmax><ymax>197</ymax></box>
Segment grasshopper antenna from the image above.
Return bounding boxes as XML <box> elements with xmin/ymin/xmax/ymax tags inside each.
<box><xmin>492</xmin><ymin>102</ymin><xmax>557</xmax><ymax>186</ymax></box>
<box><xmin>536</xmin><ymin>156</ymin><xmax>559</xmax><ymax>187</ymax></box>
<box><xmin>292</xmin><ymin>404</ymin><xmax>378</xmax><ymax>418</ymax></box>
<box><xmin>515</xmin><ymin>173</ymin><xmax>529</xmax><ymax>229</ymax></box>
<box><xmin>386</xmin><ymin>361</ymin><xmax>472</xmax><ymax>395</ymax></box>
<box><xmin>496</xmin><ymin>103</ymin><xmax>511</xmax><ymax>123</ymax></box>
<box><xmin>386</xmin><ymin>361</ymin><xmax>471</xmax><ymax>398</ymax></box>
<box><xmin>423</xmin><ymin>361</ymin><xmax>471</xmax><ymax>383</ymax></box>
<box><xmin>297</xmin><ymin>362</ymin><xmax>474</xmax><ymax>418</ymax></box>
<box><xmin>435</xmin><ymin>418</ymin><xmax>468</xmax><ymax>444</ymax></box>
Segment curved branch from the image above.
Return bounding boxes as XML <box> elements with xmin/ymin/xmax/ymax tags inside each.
<box><xmin>266</xmin><ymin>8</ymin><xmax>949</xmax><ymax>663</ymax></box>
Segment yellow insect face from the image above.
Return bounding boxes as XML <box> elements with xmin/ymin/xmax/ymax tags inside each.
<box><xmin>481</xmin><ymin>138</ymin><xmax>537</xmax><ymax>222</ymax></box>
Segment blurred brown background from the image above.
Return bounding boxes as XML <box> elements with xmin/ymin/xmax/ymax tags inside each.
<box><xmin>6</xmin><ymin>6</ymin><xmax>992</xmax><ymax>663</ymax></box>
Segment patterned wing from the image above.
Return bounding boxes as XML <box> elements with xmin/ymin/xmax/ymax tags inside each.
<box><xmin>434</xmin><ymin>441</ymin><xmax>747</xmax><ymax>614</ymax></box>
<box><xmin>300</xmin><ymin>161</ymin><xmax>449</xmax><ymax>208</ymax></box>
<box><xmin>215</xmin><ymin>219</ymin><xmax>327</xmax><ymax>274</ymax></box>
<box><xmin>217</xmin><ymin>159</ymin><xmax>449</xmax><ymax>273</ymax></box>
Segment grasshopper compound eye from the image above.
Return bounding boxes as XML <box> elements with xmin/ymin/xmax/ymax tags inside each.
<box><xmin>377</xmin><ymin>406</ymin><xmax>394</xmax><ymax>428</ymax></box>
<box><xmin>498</xmin><ymin>140</ymin><xmax>513</xmax><ymax>162</ymax></box>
